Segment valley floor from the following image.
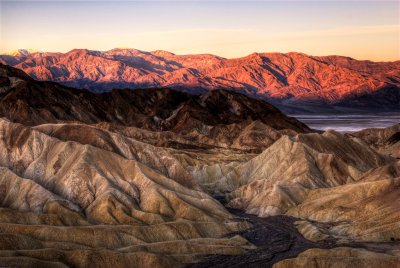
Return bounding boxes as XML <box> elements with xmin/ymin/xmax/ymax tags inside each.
<box><xmin>293</xmin><ymin>112</ymin><xmax>400</xmax><ymax>132</ymax></box>
<box><xmin>192</xmin><ymin>206</ymin><xmax>400</xmax><ymax>268</ymax></box>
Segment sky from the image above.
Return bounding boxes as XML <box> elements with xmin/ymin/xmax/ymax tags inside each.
<box><xmin>0</xmin><ymin>1</ymin><xmax>399</xmax><ymax>61</ymax></box>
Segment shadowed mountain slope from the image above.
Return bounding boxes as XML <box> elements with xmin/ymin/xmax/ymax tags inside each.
<box><xmin>0</xmin><ymin>63</ymin><xmax>310</xmax><ymax>133</ymax></box>
<box><xmin>349</xmin><ymin>123</ymin><xmax>400</xmax><ymax>158</ymax></box>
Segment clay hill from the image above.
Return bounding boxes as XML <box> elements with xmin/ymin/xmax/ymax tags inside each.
<box><xmin>0</xmin><ymin>63</ymin><xmax>400</xmax><ymax>268</ymax></box>
<box><xmin>1</xmin><ymin>48</ymin><xmax>399</xmax><ymax>113</ymax></box>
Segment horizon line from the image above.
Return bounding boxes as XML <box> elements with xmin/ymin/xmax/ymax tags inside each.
<box><xmin>2</xmin><ymin>48</ymin><xmax>399</xmax><ymax>63</ymax></box>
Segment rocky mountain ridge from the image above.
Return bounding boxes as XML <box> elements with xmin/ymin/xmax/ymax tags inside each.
<box><xmin>1</xmin><ymin>48</ymin><xmax>399</xmax><ymax>113</ymax></box>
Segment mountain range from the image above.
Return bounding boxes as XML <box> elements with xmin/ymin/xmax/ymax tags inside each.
<box><xmin>1</xmin><ymin>48</ymin><xmax>399</xmax><ymax>113</ymax></box>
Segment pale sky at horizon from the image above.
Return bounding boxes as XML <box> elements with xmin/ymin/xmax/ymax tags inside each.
<box><xmin>0</xmin><ymin>1</ymin><xmax>399</xmax><ymax>61</ymax></box>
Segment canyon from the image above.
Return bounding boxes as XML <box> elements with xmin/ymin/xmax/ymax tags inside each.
<box><xmin>0</xmin><ymin>63</ymin><xmax>400</xmax><ymax>267</ymax></box>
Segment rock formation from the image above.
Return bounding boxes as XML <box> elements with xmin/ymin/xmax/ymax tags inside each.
<box><xmin>0</xmin><ymin>63</ymin><xmax>399</xmax><ymax>267</ymax></box>
<box><xmin>225</xmin><ymin>131</ymin><xmax>390</xmax><ymax>216</ymax></box>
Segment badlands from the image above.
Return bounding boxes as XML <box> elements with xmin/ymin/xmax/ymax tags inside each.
<box><xmin>0</xmin><ymin>63</ymin><xmax>399</xmax><ymax>267</ymax></box>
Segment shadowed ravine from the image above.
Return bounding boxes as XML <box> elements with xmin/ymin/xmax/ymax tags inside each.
<box><xmin>190</xmin><ymin>200</ymin><xmax>400</xmax><ymax>268</ymax></box>
<box><xmin>189</xmin><ymin>196</ymin><xmax>334</xmax><ymax>268</ymax></box>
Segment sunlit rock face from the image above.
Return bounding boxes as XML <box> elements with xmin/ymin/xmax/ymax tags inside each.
<box><xmin>0</xmin><ymin>63</ymin><xmax>399</xmax><ymax>267</ymax></box>
<box><xmin>224</xmin><ymin>131</ymin><xmax>390</xmax><ymax>217</ymax></box>
<box><xmin>1</xmin><ymin>49</ymin><xmax>400</xmax><ymax>112</ymax></box>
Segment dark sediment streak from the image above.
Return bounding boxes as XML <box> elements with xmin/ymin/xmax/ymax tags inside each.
<box><xmin>190</xmin><ymin>200</ymin><xmax>400</xmax><ymax>268</ymax></box>
<box><xmin>188</xmin><ymin>207</ymin><xmax>335</xmax><ymax>268</ymax></box>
